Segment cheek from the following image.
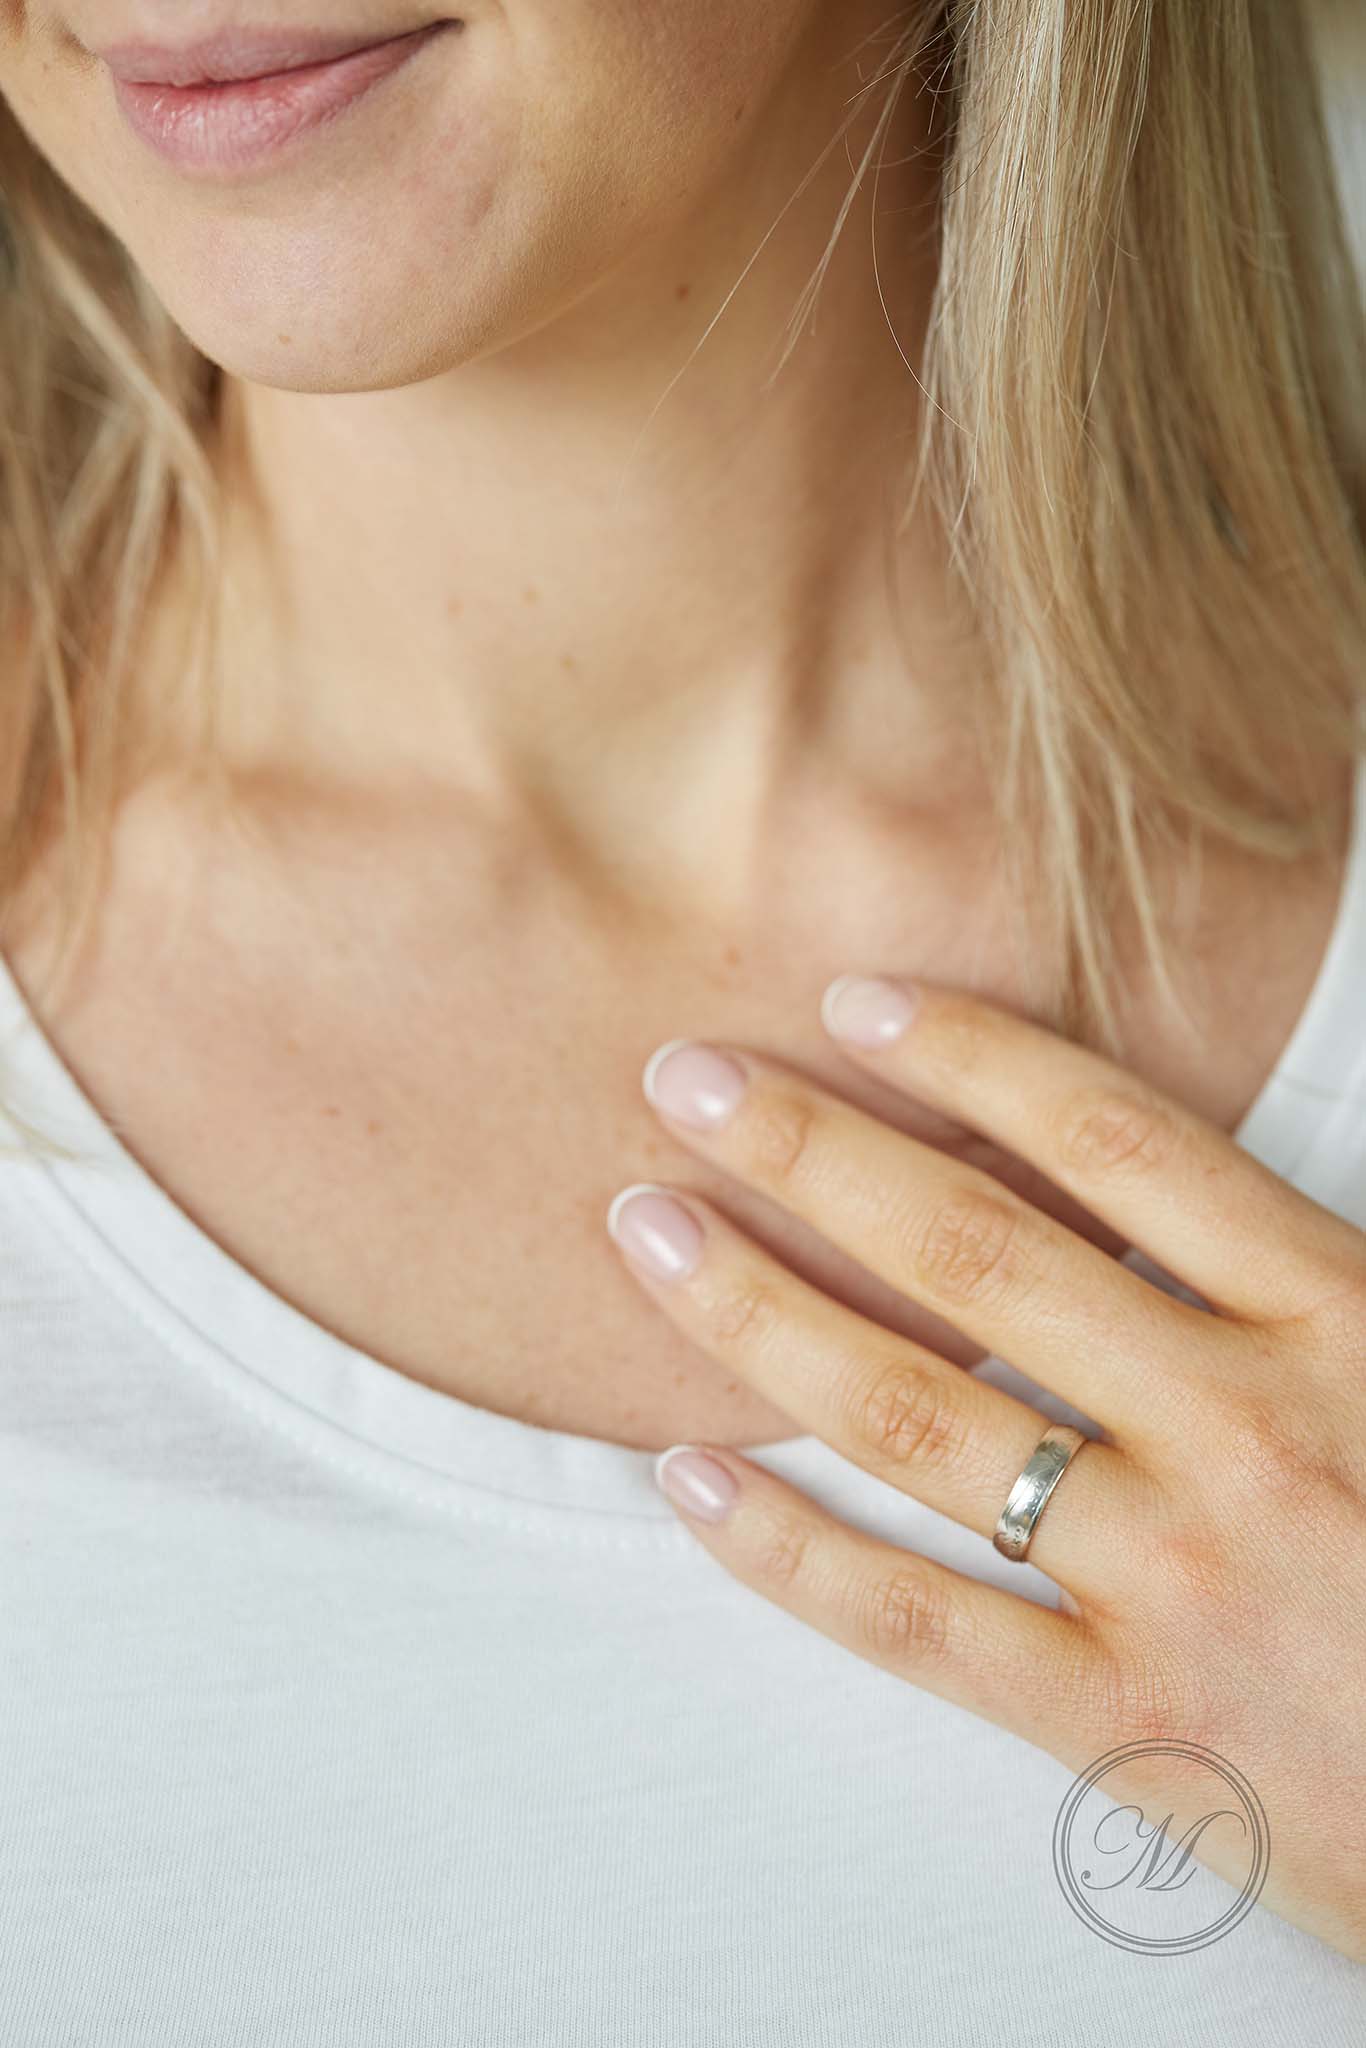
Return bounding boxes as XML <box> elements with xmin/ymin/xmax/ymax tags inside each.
<box><xmin>533</xmin><ymin>0</ymin><xmax>809</xmax><ymax>193</ymax></box>
<box><xmin>470</xmin><ymin>0</ymin><xmax>810</xmax><ymax>311</ymax></box>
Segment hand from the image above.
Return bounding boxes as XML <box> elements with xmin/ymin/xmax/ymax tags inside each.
<box><xmin>605</xmin><ymin>975</ymin><xmax>1366</xmax><ymax>1961</ymax></box>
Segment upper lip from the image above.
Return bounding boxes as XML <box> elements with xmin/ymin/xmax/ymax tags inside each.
<box><xmin>95</xmin><ymin>25</ymin><xmax>438</xmax><ymax>87</ymax></box>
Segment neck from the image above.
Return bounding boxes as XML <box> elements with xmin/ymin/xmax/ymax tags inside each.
<box><xmin>144</xmin><ymin>14</ymin><xmax>989</xmax><ymax>913</ymax></box>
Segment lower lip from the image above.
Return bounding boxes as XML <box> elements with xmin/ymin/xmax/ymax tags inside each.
<box><xmin>109</xmin><ymin>22</ymin><xmax>454</xmax><ymax>177</ymax></box>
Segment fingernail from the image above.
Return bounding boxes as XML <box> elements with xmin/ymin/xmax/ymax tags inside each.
<box><xmin>653</xmin><ymin>1445</ymin><xmax>740</xmax><ymax>1523</ymax></box>
<box><xmin>643</xmin><ymin>1039</ymin><xmax>748</xmax><ymax>1131</ymax></box>
<box><xmin>606</xmin><ymin>1183</ymin><xmax>705</xmax><ymax>1282</ymax></box>
<box><xmin>820</xmin><ymin>974</ymin><xmax>918</xmax><ymax>1048</ymax></box>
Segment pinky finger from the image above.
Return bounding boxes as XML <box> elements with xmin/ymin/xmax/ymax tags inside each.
<box><xmin>655</xmin><ymin>1441</ymin><xmax>1102</xmax><ymax>1756</ymax></box>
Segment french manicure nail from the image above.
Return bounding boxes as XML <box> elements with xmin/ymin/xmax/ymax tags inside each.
<box><xmin>653</xmin><ymin>1444</ymin><xmax>740</xmax><ymax>1522</ymax></box>
<box><xmin>820</xmin><ymin>974</ymin><xmax>918</xmax><ymax>1048</ymax></box>
<box><xmin>643</xmin><ymin>1040</ymin><xmax>748</xmax><ymax>1130</ymax></box>
<box><xmin>607</xmin><ymin>1183</ymin><xmax>704</xmax><ymax>1282</ymax></box>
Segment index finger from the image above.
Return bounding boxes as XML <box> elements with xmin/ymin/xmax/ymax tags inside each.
<box><xmin>819</xmin><ymin>974</ymin><xmax>1360</xmax><ymax>1323</ymax></box>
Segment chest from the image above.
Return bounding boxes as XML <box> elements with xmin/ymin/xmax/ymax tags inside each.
<box><xmin>0</xmin><ymin>812</ymin><xmax>1344</xmax><ymax>1452</ymax></box>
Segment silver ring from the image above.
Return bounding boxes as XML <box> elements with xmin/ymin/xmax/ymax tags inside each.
<box><xmin>992</xmin><ymin>1423</ymin><xmax>1089</xmax><ymax>1563</ymax></box>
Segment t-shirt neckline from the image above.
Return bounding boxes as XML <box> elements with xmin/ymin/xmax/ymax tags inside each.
<box><xmin>1</xmin><ymin>752</ymin><xmax>1363</xmax><ymax>1539</ymax></box>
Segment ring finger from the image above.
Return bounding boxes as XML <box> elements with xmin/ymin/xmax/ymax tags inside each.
<box><xmin>606</xmin><ymin>1181</ymin><xmax>1157</xmax><ymax>1602</ymax></box>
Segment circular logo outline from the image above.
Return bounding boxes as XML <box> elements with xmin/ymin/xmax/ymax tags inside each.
<box><xmin>1052</xmin><ymin>1739</ymin><xmax>1271</xmax><ymax>1955</ymax></box>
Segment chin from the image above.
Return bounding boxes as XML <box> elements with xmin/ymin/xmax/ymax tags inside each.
<box><xmin>134</xmin><ymin>200</ymin><xmax>546</xmax><ymax>395</ymax></box>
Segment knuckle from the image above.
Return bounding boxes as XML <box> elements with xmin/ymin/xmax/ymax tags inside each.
<box><xmin>853</xmin><ymin>1565</ymin><xmax>953</xmax><ymax>1669</ymax></box>
<box><xmin>706</xmin><ymin>1279</ymin><xmax>781</xmax><ymax>1352</ymax></box>
<box><xmin>1303</xmin><ymin>1258</ymin><xmax>1366</xmax><ymax>1365</ymax></box>
<box><xmin>847</xmin><ymin>1355</ymin><xmax>964</xmax><ymax>1476</ymax></box>
<box><xmin>912</xmin><ymin>1186</ymin><xmax>1027</xmax><ymax>1307</ymax></box>
<box><xmin>1217</xmin><ymin>1390</ymin><xmax>1335</xmax><ymax>1509</ymax></box>
<box><xmin>1090</xmin><ymin>1641</ymin><xmax>1211</xmax><ymax>1750</ymax></box>
<box><xmin>1221</xmin><ymin>1394</ymin><xmax>1300</xmax><ymax>1489</ymax></box>
<box><xmin>1051</xmin><ymin>1084</ymin><xmax>1182</xmax><ymax>1179</ymax></box>
<box><xmin>744</xmin><ymin>1088</ymin><xmax>819</xmax><ymax>1189</ymax></box>
<box><xmin>750</xmin><ymin>1512</ymin><xmax>815</xmax><ymax>1594</ymax></box>
<box><xmin>1147</xmin><ymin>1520</ymin><xmax>1236</xmax><ymax>1615</ymax></box>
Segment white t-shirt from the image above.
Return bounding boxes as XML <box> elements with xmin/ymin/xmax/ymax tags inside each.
<box><xmin>3</xmin><ymin>762</ymin><xmax>1365</xmax><ymax>2046</ymax></box>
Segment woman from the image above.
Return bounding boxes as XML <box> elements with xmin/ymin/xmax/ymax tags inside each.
<box><xmin>1</xmin><ymin>0</ymin><xmax>1364</xmax><ymax>2038</ymax></box>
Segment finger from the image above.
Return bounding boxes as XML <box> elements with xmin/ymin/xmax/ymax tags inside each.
<box><xmin>820</xmin><ymin>974</ymin><xmax>1363</xmax><ymax>1323</ymax></box>
<box><xmin>649</xmin><ymin>1435</ymin><xmax>1106</xmax><ymax>1758</ymax></box>
<box><xmin>608</xmin><ymin>1182</ymin><xmax>1151</xmax><ymax>1600</ymax></box>
<box><xmin>639</xmin><ymin>1038</ymin><xmax>1215</xmax><ymax>1438</ymax></box>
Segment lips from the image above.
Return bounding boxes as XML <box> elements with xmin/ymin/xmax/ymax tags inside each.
<box><xmin>97</xmin><ymin>22</ymin><xmax>454</xmax><ymax>89</ymax></box>
<box><xmin>101</xmin><ymin>19</ymin><xmax>459</xmax><ymax>176</ymax></box>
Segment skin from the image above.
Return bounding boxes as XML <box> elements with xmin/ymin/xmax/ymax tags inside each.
<box><xmin>0</xmin><ymin>6</ymin><xmax>1362</xmax><ymax>1956</ymax></box>
<box><xmin>613</xmin><ymin>978</ymin><xmax>1366</xmax><ymax>1959</ymax></box>
<box><xmin>0</xmin><ymin>0</ymin><xmax>962</xmax><ymax>833</ymax></box>
<box><xmin>0</xmin><ymin>0</ymin><xmax>1008</xmax><ymax>1450</ymax></box>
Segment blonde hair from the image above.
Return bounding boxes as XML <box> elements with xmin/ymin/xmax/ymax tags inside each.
<box><xmin>1</xmin><ymin>0</ymin><xmax>1363</xmax><ymax>1113</ymax></box>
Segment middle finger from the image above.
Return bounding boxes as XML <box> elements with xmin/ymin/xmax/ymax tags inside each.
<box><xmin>606</xmin><ymin>1180</ymin><xmax>1153</xmax><ymax>1600</ymax></box>
<box><xmin>639</xmin><ymin>1038</ymin><xmax>1218</xmax><ymax>1445</ymax></box>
